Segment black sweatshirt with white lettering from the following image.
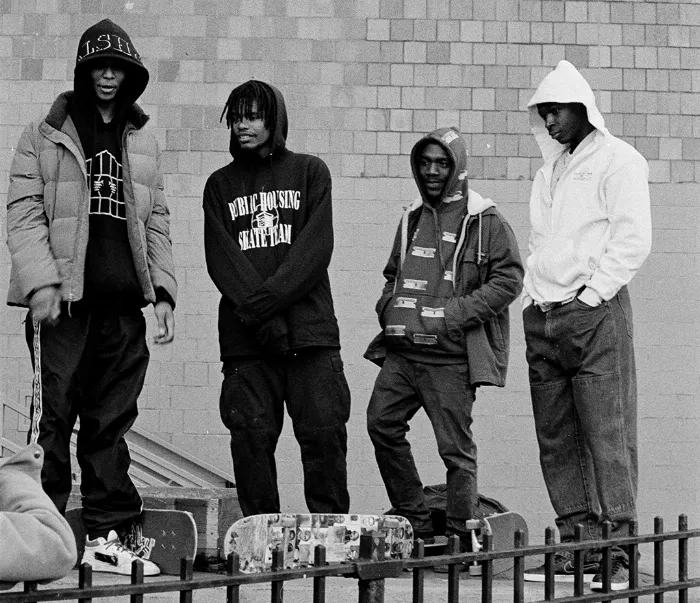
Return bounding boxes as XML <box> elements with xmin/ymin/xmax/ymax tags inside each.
<box><xmin>203</xmin><ymin>81</ymin><xmax>341</xmax><ymax>358</ymax></box>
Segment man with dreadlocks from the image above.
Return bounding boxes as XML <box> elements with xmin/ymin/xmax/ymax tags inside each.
<box><xmin>203</xmin><ymin>80</ymin><xmax>351</xmax><ymax>516</ymax></box>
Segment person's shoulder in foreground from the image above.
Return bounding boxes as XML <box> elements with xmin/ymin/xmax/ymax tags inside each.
<box><xmin>0</xmin><ymin>444</ymin><xmax>77</xmax><ymax>588</ymax></box>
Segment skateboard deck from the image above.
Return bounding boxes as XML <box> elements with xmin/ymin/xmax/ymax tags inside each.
<box><xmin>66</xmin><ymin>508</ymin><xmax>198</xmax><ymax>575</ymax></box>
<box><xmin>224</xmin><ymin>513</ymin><xmax>414</xmax><ymax>573</ymax></box>
<box><xmin>422</xmin><ymin>511</ymin><xmax>528</xmax><ymax>575</ymax></box>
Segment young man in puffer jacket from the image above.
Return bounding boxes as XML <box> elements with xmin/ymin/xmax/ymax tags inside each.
<box><xmin>365</xmin><ymin>127</ymin><xmax>523</xmax><ymax>567</ymax></box>
<box><xmin>6</xmin><ymin>19</ymin><xmax>177</xmax><ymax>576</ymax></box>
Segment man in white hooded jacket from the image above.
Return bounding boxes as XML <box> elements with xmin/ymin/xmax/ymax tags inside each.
<box><xmin>521</xmin><ymin>61</ymin><xmax>651</xmax><ymax>591</ymax></box>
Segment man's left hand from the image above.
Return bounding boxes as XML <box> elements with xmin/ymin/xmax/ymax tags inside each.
<box><xmin>153</xmin><ymin>301</ymin><xmax>175</xmax><ymax>344</ymax></box>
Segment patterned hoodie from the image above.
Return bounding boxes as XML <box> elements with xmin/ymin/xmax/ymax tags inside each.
<box><xmin>365</xmin><ymin>128</ymin><xmax>524</xmax><ymax>386</ymax></box>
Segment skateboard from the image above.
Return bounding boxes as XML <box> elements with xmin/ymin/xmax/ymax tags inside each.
<box><xmin>66</xmin><ymin>508</ymin><xmax>198</xmax><ymax>575</ymax></box>
<box><xmin>224</xmin><ymin>513</ymin><xmax>414</xmax><ymax>573</ymax></box>
<box><xmin>422</xmin><ymin>511</ymin><xmax>528</xmax><ymax>575</ymax></box>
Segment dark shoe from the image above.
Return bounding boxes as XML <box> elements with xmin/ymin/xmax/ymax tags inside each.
<box><xmin>524</xmin><ymin>551</ymin><xmax>598</xmax><ymax>583</ymax></box>
<box><xmin>433</xmin><ymin>532</ymin><xmax>478</xmax><ymax>574</ymax></box>
<box><xmin>590</xmin><ymin>559</ymin><xmax>630</xmax><ymax>591</ymax></box>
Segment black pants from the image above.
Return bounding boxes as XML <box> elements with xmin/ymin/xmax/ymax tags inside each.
<box><xmin>220</xmin><ymin>348</ymin><xmax>351</xmax><ymax>516</ymax></box>
<box><xmin>26</xmin><ymin>311</ymin><xmax>149</xmax><ymax>537</ymax></box>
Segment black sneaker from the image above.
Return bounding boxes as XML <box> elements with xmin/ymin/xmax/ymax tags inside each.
<box><xmin>524</xmin><ymin>551</ymin><xmax>598</xmax><ymax>583</ymax></box>
<box><xmin>590</xmin><ymin>559</ymin><xmax>630</xmax><ymax>591</ymax></box>
<box><xmin>433</xmin><ymin>532</ymin><xmax>478</xmax><ymax>574</ymax></box>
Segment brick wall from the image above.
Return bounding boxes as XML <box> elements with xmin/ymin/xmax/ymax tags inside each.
<box><xmin>0</xmin><ymin>0</ymin><xmax>698</xmax><ymax>548</ymax></box>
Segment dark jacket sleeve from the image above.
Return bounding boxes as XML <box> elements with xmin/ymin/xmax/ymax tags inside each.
<box><xmin>374</xmin><ymin>221</ymin><xmax>403</xmax><ymax>323</ymax></box>
<box><xmin>203</xmin><ymin>175</ymin><xmax>265</xmax><ymax>305</ymax></box>
<box><xmin>233</xmin><ymin>158</ymin><xmax>335</xmax><ymax>327</ymax></box>
<box><xmin>444</xmin><ymin>210</ymin><xmax>524</xmax><ymax>338</ymax></box>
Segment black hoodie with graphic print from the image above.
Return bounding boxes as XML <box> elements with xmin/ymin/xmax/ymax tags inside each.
<box><xmin>203</xmin><ymin>81</ymin><xmax>341</xmax><ymax>359</ymax></box>
<box><xmin>69</xmin><ymin>19</ymin><xmax>152</xmax><ymax>313</ymax></box>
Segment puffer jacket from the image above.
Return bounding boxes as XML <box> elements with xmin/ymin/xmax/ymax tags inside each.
<box><xmin>0</xmin><ymin>444</ymin><xmax>76</xmax><ymax>588</ymax></box>
<box><xmin>6</xmin><ymin>91</ymin><xmax>177</xmax><ymax>308</ymax></box>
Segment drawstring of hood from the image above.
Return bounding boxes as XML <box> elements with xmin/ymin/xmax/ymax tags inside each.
<box><xmin>395</xmin><ymin>189</ymin><xmax>494</xmax><ymax>292</ymax></box>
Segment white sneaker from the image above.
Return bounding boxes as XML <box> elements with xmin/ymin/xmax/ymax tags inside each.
<box><xmin>82</xmin><ymin>530</ymin><xmax>160</xmax><ymax>576</ymax></box>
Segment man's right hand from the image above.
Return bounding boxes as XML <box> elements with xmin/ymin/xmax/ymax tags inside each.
<box><xmin>29</xmin><ymin>285</ymin><xmax>62</xmax><ymax>326</ymax></box>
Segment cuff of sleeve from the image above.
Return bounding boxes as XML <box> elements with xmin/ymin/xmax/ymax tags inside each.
<box><xmin>578</xmin><ymin>286</ymin><xmax>602</xmax><ymax>307</ymax></box>
<box><xmin>155</xmin><ymin>288</ymin><xmax>176</xmax><ymax>310</ymax></box>
<box><xmin>444</xmin><ymin>300</ymin><xmax>464</xmax><ymax>342</ymax></box>
<box><xmin>234</xmin><ymin>286</ymin><xmax>281</xmax><ymax>327</ymax></box>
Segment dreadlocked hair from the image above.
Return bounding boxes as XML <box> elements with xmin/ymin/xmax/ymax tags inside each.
<box><xmin>220</xmin><ymin>80</ymin><xmax>277</xmax><ymax>133</ymax></box>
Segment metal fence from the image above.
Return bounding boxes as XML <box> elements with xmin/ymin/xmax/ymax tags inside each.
<box><xmin>0</xmin><ymin>515</ymin><xmax>696</xmax><ymax>603</ymax></box>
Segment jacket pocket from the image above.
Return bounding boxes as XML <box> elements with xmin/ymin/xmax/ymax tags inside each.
<box><xmin>531</xmin><ymin>237</ymin><xmax>590</xmax><ymax>287</ymax></box>
<box><xmin>458</xmin><ymin>247</ymin><xmax>486</xmax><ymax>294</ymax></box>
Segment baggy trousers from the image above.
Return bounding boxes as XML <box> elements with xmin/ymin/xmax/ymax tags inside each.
<box><xmin>367</xmin><ymin>353</ymin><xmax>477</xmax><ymax>536</ymax></box>
<box><xmin>523</xmin><ymin>287</ymin><xmax>638</xmax><ymax>555</ymax></box>
<box><xmin>26</xmin><ymin>310</ymin><xmax>148</xmax><ymax>536</ymax></box>
<box><xmin>219</xmin><ymin>348</ymin><xmax>351</xmax><ymax>517</ymax></box>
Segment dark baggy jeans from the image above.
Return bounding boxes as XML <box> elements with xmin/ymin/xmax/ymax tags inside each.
<box><xmin>26</xmin><ymin>311</ymin><xmax>148</xmax><ymax>537</ymax></box>
<box><xmin>523</xmin><ymin>287</ymin><xmax>638</xmax><ymax>559</ymax></box>
<box><xmin>367</xmin><ymin>353</ymin><xmax>477</xmax><ymax>536</ymax></box>
<box><xmin>219</xmin><ymin>348</ymin><xmax>351</xmax><ymax>516</ymax></box>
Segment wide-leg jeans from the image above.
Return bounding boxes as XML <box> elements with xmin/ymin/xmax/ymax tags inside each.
<box><xmin>523</xmin><ymin>287</ymin><xmax>638</xmax><ymax>556</ymax></box>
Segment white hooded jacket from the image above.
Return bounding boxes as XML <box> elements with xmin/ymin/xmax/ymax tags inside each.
<box><xmin>523</xmin><ymin>60</ymin><xmax>652</xmax><ymax>307</ymax></box>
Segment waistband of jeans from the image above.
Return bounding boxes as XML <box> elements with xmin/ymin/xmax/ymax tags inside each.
<box><xmin>534</xmin><ymin>286</ymin><xmax>586</xmax><ymax>312</ymax></box>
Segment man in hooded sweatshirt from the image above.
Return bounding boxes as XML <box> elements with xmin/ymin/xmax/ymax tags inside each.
<box><xmin>203</xmin><ymin>80</ymin><xmax>351</xmax><ymax>517</ymax></box>
<box><xmin>6</xmin><ymin>19</ymin><xmax>177</xmax><ymax>576</ymax></box>
<box><xmin>364</xmin><ymin>127</ymin><xmax>523</xmax><ymax>566</ymax></box>
<box><xmin>521</xmin><ymin>61</ymin><xmax>651</xmax><ymax>590</ymax></box>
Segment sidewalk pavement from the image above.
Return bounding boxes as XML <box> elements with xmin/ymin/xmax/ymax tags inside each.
<box><xmin>5</xmin><ymin>569</ymin><xmax>604</xmax><ymax>603</ymax></box>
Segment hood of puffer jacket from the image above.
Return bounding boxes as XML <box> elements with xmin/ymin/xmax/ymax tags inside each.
<box><xmin>527</xmin><ymin>60</ymin><xmax>608</xmax><ymax>162</ymax></box>
<box><xmin>73</xmin><ymin>19</ymin><xmax>149</xmax><ymax>116</ymax></box>
<box><xmin>228</xmin><ymin>80</ymin><xmax>289</xmax><ymax>160</ymax></box>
